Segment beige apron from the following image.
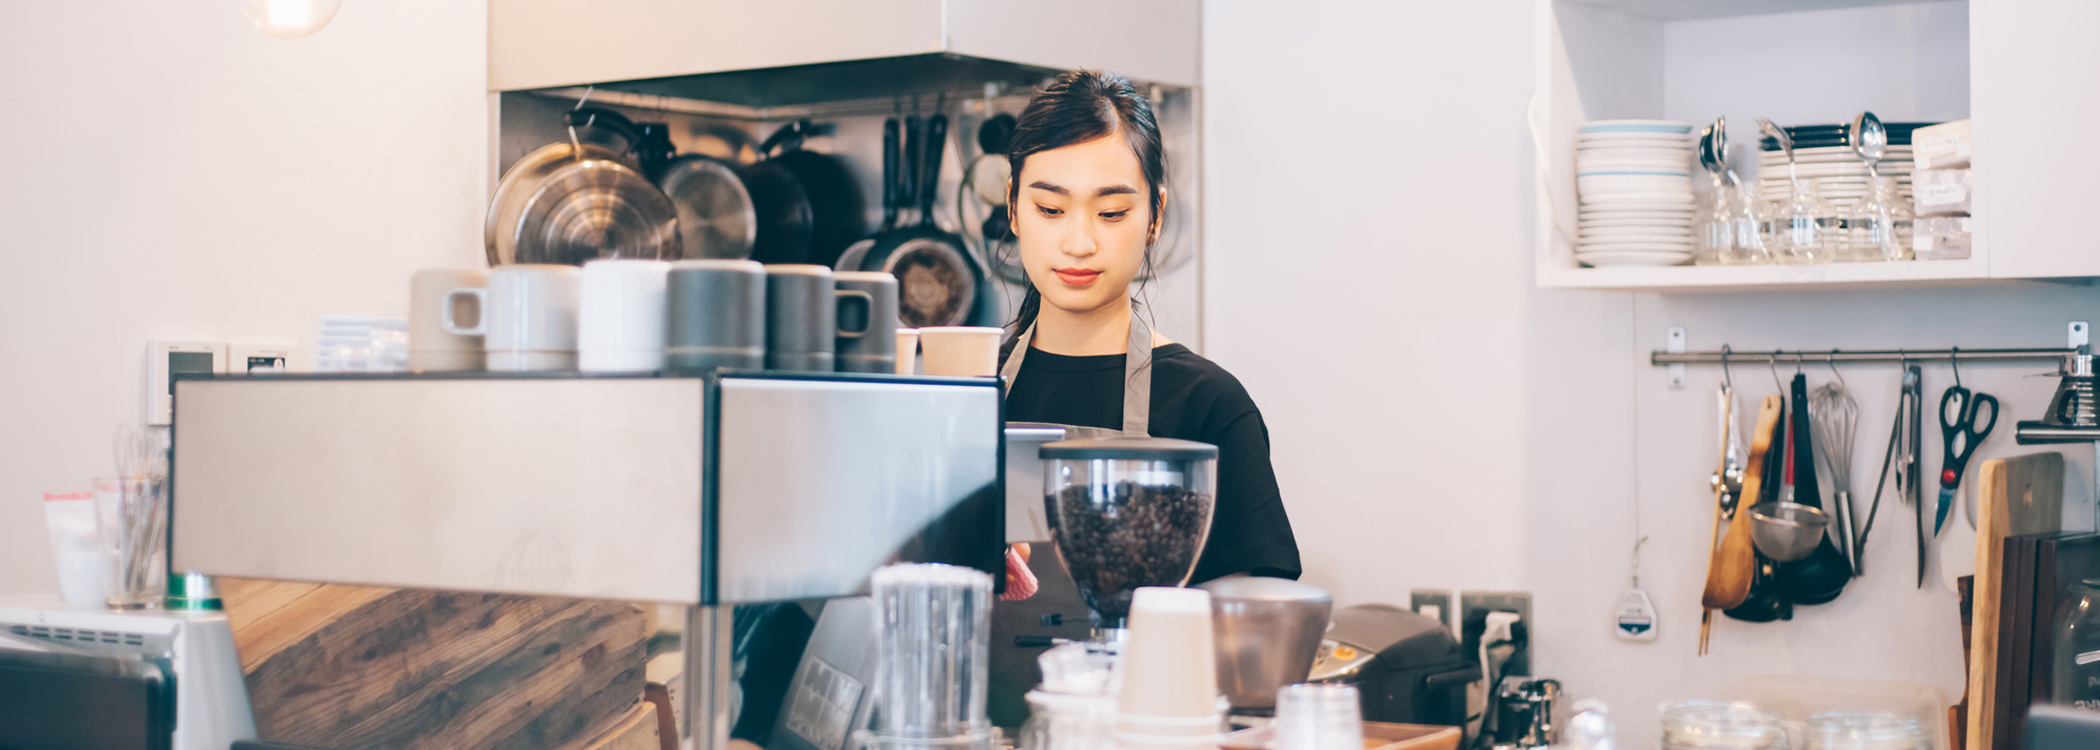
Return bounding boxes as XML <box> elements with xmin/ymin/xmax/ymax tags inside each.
<box><xmin>987</xmin><ymin>314</ymin><xmax>1155</xmax><ymax>727</ymax></box>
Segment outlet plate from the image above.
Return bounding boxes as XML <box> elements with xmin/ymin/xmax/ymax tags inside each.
<box><xmin>1460</xmin><ymin>590</ymin><xmax>1533</xmax><ymax>678</ymax></box>
<box><xmin>1409</xmin><ymin>589</ymin><xmax>1454</xmax><ymax>634</ymax></box>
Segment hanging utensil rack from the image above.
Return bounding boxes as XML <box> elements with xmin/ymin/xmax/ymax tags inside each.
<box><xmin>1651</xmin><ymin>347</ymin><xmax>2076</xmax><ymax>367</ymax></box>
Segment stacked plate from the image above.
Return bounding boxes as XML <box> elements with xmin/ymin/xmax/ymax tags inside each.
<box><xmin>1755</xmin><ymin>121</ymin><xmax>1936</xmax><ymax>212</ymax></box>
<box><xmin>1575</xmin><ymin>120</ymin><xmax>1695</xmax><ymax>267</ymax></box>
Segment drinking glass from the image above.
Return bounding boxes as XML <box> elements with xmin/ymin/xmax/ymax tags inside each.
<box><xmin>1274</xmin><ymin>684</ymin><xmax>1365</xmax><ymax>750</ymax></box>
<box><xmin>1846</xmin><ymin>176</ymin><xmax>1914</xmax><ymax>262</ymax></box>
<box><xmin>1694</xmin><ymin>182</ymin><xmax>1733</xmax><ymax>265</ymax></box>
<box><xmin>97</xmin><ymin>477</ymin><xmax>166</xmax><ymax>609</ymax></box>
<box><xmin>1725</xmin><ymin>181</ymin><xmax>1773</xmax><ymax>265</ymax></box>
<box><xmin>1777</xmin><ymin>179</ymin><xmax>1838</xmax><ymax>264</ymax></box>
<box><xmin>1659</xmin><ymin>701</ymin><xmax>1783</xmax><ymax>750</ymax></box>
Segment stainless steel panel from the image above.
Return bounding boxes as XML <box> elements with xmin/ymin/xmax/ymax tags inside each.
<box><xmin>171</xmin><ymin>377</ymin><xmax>706</xmax><ymax>602</ymax></box>
<box><xmin>714</xmin><ymin>378</ymin><xmax>1000</xmax><ymax>602</ymax></box>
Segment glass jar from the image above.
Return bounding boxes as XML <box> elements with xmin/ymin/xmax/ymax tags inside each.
<box><xmin>1845</xmin><ymin>176</ymin><xmax>1915</xmax><ymax>262</ymax></box>
<box><xmin>1726</xmin><ymin>181</ymin><xmax>1774</xmax><ymax>265</ymax></box>
<box><xmin>2055</xmin><ymin>578</ymin><xmax>2100</xmax><ymax>710</ymax></box>
<box><xmin>1777</xmin><ymin>179</ymin><xmax>1838</xmax><ymax>264</ymax></box>
<box><xmin>1018</xmin><ymin>691</ymin><xmax>1115</xmax><ymax>750</ymax></box>
<box><xmin>1694</xmin><ymin>182</ymin><xmax>1730</xmax><ymax>265</ymax></box>
<box><xmin>1804</xmin><ymin>712</ymin><xmax>1929</xmax><ymax>750</ymax></box>
<box><xmin>1660</xmin><ymin>702</ymin><xmax>1784</xmax><ymax>750</ymax></box>
<box><xmin>1040</xmin><ymin>437</ymin><xmax>1218</xmax><ymax>630</ymax></box>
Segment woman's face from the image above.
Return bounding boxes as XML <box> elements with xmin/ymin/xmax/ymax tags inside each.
<box><xmin>1011</xmin><ymin>134</ymin><xmax>1155</xmax><ymax>318</ymax></box>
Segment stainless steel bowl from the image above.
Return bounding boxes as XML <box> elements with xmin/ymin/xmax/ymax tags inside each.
<box><xmin>1748</xmin><ymin>501</ymin><xmax>1830</xmax><ymax>562</ymax></box>
<box><xmin>1198</xmin><ymin>577</ymin><xmax>1334</xmax><ymax>713</ymax></box>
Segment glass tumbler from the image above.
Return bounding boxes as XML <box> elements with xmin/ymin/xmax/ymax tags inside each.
<box><xmin>1660</xmin><ymin>701</ymin><xmax>1784</xmax><ymax>750</ymax></box>
<box><xmin>1777</xmin><ymin>179</ymin><xmax>1838</xmax><ymax>264</ymax></box>
<box><xmin>1694</xmin><ymin>182</ymin><xmax>1733</xmax><ymax>265</ymax></box>
<box><xmin>2055</xmin><ymin>578</ymin><xmax>2100</xmax><ymax>710</ymax></box>
<box><xmin>1274</xmin><ymin>684</ymin><xmax>1365</xmax><ymax>750</ymax></box>
<box><xmin>97</xmin><ymin>477</ymin><xmax>167</xmax><ymax>609</ymax></box>
<box><xmin>1804</xmin><ymin>712</ymin><xmax>1929</xmax><ymax>750</ymax></box>
<box><xmin>1725</xmin><ymin>181</ymin><xmax>1773</xmax><ymax>265</ymax></box>
<box><xmin>868</xmin><ymin>563</ymin><xmax>995</xmax><ymax>747</ymax></box>
<box><xmin>1846</xmin><ymin>176</ymin><xmax>1914</xmax><ymax>262</ymax></box>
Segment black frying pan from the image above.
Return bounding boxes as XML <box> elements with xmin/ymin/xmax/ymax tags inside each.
<box><xmin>740</xmin><ymin>121</ymin><xmax>864</xmax><ymax>267</ymax></box>
<box><xmin>859</xmin><ymin>112</ymin><xmax>988</xmax><ymax>328</ymax></box>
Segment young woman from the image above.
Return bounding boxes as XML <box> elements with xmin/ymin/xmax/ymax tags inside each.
<box><xmin>1001</xmin><ymin>70</ymin><xmax>1300</xmax><ymax>583</ymax></box>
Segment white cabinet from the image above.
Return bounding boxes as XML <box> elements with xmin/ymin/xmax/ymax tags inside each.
<box><xmin>1532</xmin><ymin>0</ymin><xmax>2098</xmax><ymax>291</ymax></box>
<box><xmin>489</xmin><ymin>0</ymin><xmax>1199</xmax><ymax>92</ymax></box>
<box><xmin>1971</xmin><ymin>0</ymin><xmax>2100</xmax><ymax>280</ymax></box>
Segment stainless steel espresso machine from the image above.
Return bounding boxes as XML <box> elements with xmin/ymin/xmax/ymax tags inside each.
<box><xmin>166</xmin><ymin>370</ymin><xmax>1005</xmax><ymax>750</ymax></box>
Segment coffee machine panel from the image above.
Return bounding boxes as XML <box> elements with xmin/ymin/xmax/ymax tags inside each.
<box><xmin>1308</xmin><ymin>604</ymin><xmax>1477</xmax><ymax>727</ymax></box>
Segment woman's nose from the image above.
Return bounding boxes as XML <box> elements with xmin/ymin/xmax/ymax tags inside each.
<box><xmin>1060</xmin><ymin>222</ymin><xmax>1097</xmax><ymax>257</ymax></box>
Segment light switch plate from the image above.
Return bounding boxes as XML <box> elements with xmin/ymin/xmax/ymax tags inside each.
<box><xmin>228</xmin><ymin>343</ymin><xmax>297</xmax><ymax>374</ymax></box>
<box><xmin>1410</xmin><ymin>589</ymin><xmax>1455</xmax><ymax>634</ymax></box>
<box><xmin>146</xmin><ymin>340</ymin><xmax>226</xmax><ymax>425</ymax></box>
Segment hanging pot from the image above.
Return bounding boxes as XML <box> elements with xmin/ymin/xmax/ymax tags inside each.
<box><xmin>486</xmin><ymin>107</ymin><xmax>676</xmax><ymax>266</ymax></box>
<box><xmin>739</xmin><ymin>121</ymin><xmax>865</xmax><ymax>266</ymax></box>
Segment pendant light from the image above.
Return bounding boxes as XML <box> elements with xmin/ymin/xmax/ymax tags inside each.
<box><xmin>246</xmin><ymin>0</ymin><xmax>342</xmax><ymax>40</ymax></box>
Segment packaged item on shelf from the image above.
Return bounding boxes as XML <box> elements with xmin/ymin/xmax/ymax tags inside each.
<box><xmin>1912</xmin><ymin>168</ymin><xmax>1972</xmax><ymax>216</ymax></box>
<box><xmin>43</xmin><ymin>490</ymin><xmax>105</xmax><ymax>609</ymax></box>
<box><xmin>1913</xmin><ymin>216</ymin><xmax>1973</xmax><ymax>261</ymax></box>
<box><xmin>1911</xmin><ymin>120</ymin><xmax>1972</xmax><ymax>171</ymax></box>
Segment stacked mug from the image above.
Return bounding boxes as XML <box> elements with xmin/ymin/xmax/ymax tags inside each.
<box><xmin>409</xmin><ymin>260</ymin><xmax>937</xmax><ymax>376</ymax></box>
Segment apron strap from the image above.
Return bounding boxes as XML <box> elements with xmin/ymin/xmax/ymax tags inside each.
<box><xmin>1000</xmin><ymin>314</ymin><xmax>1153</xmax><ymax>436</ymax></box>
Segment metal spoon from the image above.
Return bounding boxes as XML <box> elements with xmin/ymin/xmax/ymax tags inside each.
<box><xmin>1756</xmin><ymin>117</ymin><xmax>1798</xmax><ymax>196</ymax></box>
<box><xmin>1851</xmin><ymin>111</ymin><xmax>1886</xmax><ymax>181</ymax></box>
<box><xmin>1698</xmin><ymin>119</ymin><xmax>1724</xmax><ymax>189</ymax></box>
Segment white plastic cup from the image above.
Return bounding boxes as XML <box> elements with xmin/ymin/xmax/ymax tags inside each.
<box><xmin>895</xmin><ymin>329</ymin><xmax>920</xmax><ymax>375</ymax></box>
<box><xmin>1273</xmin><ymin>684</ymin><xmax>1364</xmax><ymax>750</ymax></box>
<box><xmin>1117</xmin><ymin>587</ymin><xmax>1221</xmax><ymax>720</ymax></box>
<box><xmin>579</xmin><ymin>259</ymin><xmax>672</xmax><ymax>373</ymax></box>
<box><xmin>919</xmin><ymin>326</ymin><xmax>1003</xmax><ymax>377</ymax></box>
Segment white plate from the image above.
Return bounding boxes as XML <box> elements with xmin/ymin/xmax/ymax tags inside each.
<box><xmin>1579</xmin><ymin>211</ymin><xmax>1695</xmax><ymax>221</ymax></box>
<box><xmin>1579</xmin><ymin>240</ymin><xmax>1694</xmax><ymax>252</ymax></box>
<box><xmin>1576</xmin><ymin>159</ymin><xmax>1693</xmax><ymax>171</ymax></box>
<box><xmin>1578</xmin><ymin>149</ymin><xmax>1695</xmax><ymax>163</ymax></box>
<box><xmin>1580</xmin><ymin>192</ymin><xmax>1696</xmax><ymax>205</ymax></box>
<box><xmin>1578</xmin><ymin>251</ymin><xmax>1694</xmax><ymax>267</ymax></box>
<box><xmin>1581</xmin><ymin>223</ymin><xmax>1693</xmax><ymax>233</ymax></box>
<box><xmin>1581</xmin><ymin>233</ymin><xmax>1694</xmax><ymax>244</ymax></box>
<box><xmin>1581</xmin><ymin>119</ymin><xmax>1693</xmax><ymax>131</ymax></box>
<box><xmin>1577</xmin><ymin>169</ymin><xmax>1691</xmax><ymax>178</ymax></box>
<box><xmin>1577</xmin><ymin>132</ymin><xmax>1694</xmax><ymax>142</ymax></box>
<box><xmin>1579</xmin><ymin>220</ymin><xmax>1695</xmax><ymax>230</ymax></box>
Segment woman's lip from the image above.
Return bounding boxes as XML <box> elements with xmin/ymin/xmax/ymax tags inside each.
<box><xmin>1053</xmin><ymin>269</ymin><xmax>1100</xmax><ymax>285</ymax></box>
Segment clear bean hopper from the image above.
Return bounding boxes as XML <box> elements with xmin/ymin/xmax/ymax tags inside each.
<box><xmin>1038</xmin><ymin>437</ymin><xmax>1217</xmax><ymax>636</ymax></box>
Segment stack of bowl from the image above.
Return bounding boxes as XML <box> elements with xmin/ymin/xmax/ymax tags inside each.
<box><xmin>1575</xmin><ymin>120</ymin><xmax>1696</xmax><ymax>267</ymax></box>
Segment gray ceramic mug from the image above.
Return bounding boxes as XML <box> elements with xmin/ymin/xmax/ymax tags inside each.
<box><xmin>666</xmin><ymin>259</ymin><xmax>767</xmax><ymax>374</ymax></box>
<box><xmin>833</xmin><ymin>272</ymin><xmax>899</xmax><ymax>374</ymax></box>
<box><xmin>764</xmin><ymin>265</ymin><xmax>837</xmax><ymax>372</ymax></box>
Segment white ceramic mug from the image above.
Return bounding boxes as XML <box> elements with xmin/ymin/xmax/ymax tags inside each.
<box><xmin>445</xmin><ymin>264</ymin><xmax>581</xmax><ymax>372</ymax></box>
<box><xmin>579</xmin><ymin>259</ymin><xmax>671</xmax><ymax>373</ymax></box>
<box><xmin>918</xmin><ymin>326</ymin><xmax>1003</xmax><ymax>377</ymax></box>
<box><xmin>409</xmin><ymin>269</ymin><xmax>487</xmax><ymax>372</ymax></box>
<box><xmin>895</xmin><ymin>328</ymin><xmax>920</xmax><ymax>375</ymax></box>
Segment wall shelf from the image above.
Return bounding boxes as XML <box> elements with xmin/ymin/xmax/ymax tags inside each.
<box><xmin>1536</xmin><ymin>256</ymin><xmax>2009</xmax><ymax>291</ymax></box>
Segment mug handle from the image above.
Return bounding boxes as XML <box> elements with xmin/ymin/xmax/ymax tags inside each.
<box><xmin>443</xmin><ymin>288</ymin><xmax>488</xmax><ymax>336</ymax></box>
<box><xmin>835</xmin><ymin>289</ymin><xmax>875</xmax><ymax>339</ymax></box>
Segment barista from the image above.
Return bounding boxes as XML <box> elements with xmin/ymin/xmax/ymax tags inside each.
<box><xmin>999</xmin><ymin>69</ymin><xmax>1300</xmax><ymax>583</ymax></box>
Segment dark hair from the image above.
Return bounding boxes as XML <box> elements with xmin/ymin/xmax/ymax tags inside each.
<box><xmin>1000</xmin><ymin>69</ymin><xmax>1167</xmax><ymax>362</ymax></box>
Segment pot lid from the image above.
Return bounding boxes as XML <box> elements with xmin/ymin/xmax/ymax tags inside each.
<box><xmin>1038</xmin><ymin>437</ymin><xmax>1217</xmax><ymax>461</ymax></box>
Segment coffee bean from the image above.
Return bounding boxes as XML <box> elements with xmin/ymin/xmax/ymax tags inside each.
<box><xmin>1045</xmin><ymin>481</ymin><xmax>1215</xmax><ymax>627</ymax></box>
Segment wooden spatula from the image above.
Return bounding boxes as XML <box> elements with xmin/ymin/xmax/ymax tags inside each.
<box><xmin>1701</xmin><ymin>394</ymin><xmax>1783</xmax><ymax>654</ymax></box>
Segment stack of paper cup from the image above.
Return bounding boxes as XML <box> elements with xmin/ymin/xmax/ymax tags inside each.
<box><xmin>1116</xmin><ymin>587</ymin><xmax>1227</xmax><ymax>749</ymax></box>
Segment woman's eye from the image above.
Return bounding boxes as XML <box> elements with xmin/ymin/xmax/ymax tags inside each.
<box><xmin>1100</xmin><ymin>211</ymin><xmax>1128</xmax><ymax>222</ymax></box>
<box><xmin>1036</xmin><ymin>204</ymin><xmax>1063</xmax><ymax>217</ymax></box>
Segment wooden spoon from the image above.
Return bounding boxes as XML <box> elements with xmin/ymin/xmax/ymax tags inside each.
<box><xmin>1702</xmin><ymin>396</ymin><xmax>1784</xmax><ymax>629</ymax></box>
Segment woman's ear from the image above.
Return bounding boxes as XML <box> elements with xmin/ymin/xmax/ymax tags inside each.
<box><xmin>1006</xmin><ymin>178</ymin><xmax>1018</xmax><ymax>239</ymax></box>
<box><xmin>1148</xmin><ymin>186</ymin><xmax>1169</xmax><ymax>245</ymax></box>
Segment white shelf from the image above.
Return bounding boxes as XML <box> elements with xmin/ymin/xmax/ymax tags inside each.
<box><xmin>1559</xmin><ymin>0</ymin><xmax>1936</xmax><ymax>22</ymax></box>
<box><xmin>1537</xmin><ymin>257</ymin><xmax>1998</xmax><ymax>291</ymax></box>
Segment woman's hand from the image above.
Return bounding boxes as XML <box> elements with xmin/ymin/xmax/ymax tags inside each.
<box><xmin>1001</xmin><ymin>543</ymin><xmax>1039</xmax><ymax>601</ymax></box>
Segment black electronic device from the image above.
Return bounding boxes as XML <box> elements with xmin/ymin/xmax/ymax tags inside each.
<box><xmin>1308</xmin><ymin>604</ymin><xmax>1477</xmax><ymax>727</ymax></box>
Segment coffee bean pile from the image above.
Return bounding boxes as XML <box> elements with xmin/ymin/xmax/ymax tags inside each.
<box><xmin>1047</xmin><ymin>481</ymin><xmax>1215</xmax><ymax>626</ymax></box>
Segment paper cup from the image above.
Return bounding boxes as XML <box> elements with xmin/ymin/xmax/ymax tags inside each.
<box><xmin>1117</xmin><ymin>587</ymin><xmax>1221</xmax><ymax>720</ymax></box>
<box><xmin>918</xmin><ymin>326</ymin><xmax>1002</xmax><ymax>377</ymax></box>
<box><xmin>895</xmin><ymin>329</ymin><xmax>920</xmax><ymax>374</ymax></box>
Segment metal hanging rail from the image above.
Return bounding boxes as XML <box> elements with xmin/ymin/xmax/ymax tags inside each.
<box><xmin>1650</xmin><ymin>347</ymin><xmax>2075</xmax><ymax>367</ymax></box>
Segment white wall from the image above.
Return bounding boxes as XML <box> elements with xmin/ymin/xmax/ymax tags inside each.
<box><xmin>1205</xmin><ymin>1</ymin><xmax>2099</xmax><ymax>747</ymax></box>
<box><xmin>0</xmin><ymin>0</ymin><xmax>489</xmax><ymax>596</ymax></box>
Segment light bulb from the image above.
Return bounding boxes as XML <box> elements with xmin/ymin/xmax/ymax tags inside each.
<box><xmin>247</xmin><ymin>0</ymin><xmax>342</xmax><ymax>40</ymax></box>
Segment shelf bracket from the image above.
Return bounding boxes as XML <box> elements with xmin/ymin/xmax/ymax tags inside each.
<box><xmin>2070</xmin><ymin>321</ymin><xmax>2089</xmax><ymax>350</ymax></box>
<box><xmin>1667</xmin><ymin>327</ymin><xmax>1687</xmax><ymax>390</ymax></box>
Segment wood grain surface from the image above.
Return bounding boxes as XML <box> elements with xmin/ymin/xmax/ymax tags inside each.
<box><xmin>1964</xmin><ymin>452</ymin><xmax>2064</xmax><ymax>750</ymax></box>
<box><xmin>221</xmin><ymin>578</ymin><xmax>649</xmax><ymax>750</ymax></box>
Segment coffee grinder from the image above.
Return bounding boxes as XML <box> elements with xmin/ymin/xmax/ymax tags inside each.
<box><xmin>1038</xmin><ymin>437</ymin><xmax>1219</xmax><ymax>641</ymax></box>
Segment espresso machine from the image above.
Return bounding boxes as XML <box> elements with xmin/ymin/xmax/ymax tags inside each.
<box><xmin>161</xmin><ymin>370</ymin><xmax>1006</xmax><ymax>750</ymax></box>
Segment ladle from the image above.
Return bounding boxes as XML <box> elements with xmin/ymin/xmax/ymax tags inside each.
<box><xmin>1851</xmin><ymin>111</ymin><xmax>1887</xmax><ymax>181</ymax></box>
<box><xmin>1756</xmin><ymin>117</ymin><xmax>1798</xmax><ymax>195</ymax></box>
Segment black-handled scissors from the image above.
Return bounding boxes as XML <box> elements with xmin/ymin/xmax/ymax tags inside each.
<box><xmin>1935</xmin><ymin>384</ymin><xmax>1997</xmax><ymax>535</ymax></box>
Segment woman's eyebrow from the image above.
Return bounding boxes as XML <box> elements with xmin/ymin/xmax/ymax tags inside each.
<box><xmin>1093</xmin><ymin>185</ymin><xmax>1137</xmax><ymax>197</ymax></box>
<box><xmin>1027</xmin><ymin>181</ymin><xmax>1068</xmax><ymax>195</ymax></box>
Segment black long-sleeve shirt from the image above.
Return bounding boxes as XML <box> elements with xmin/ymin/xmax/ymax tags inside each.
<box><xmin>1004</xmin><ymin>343</ymin><xmax>1302</xmax><ymax>582</ymax></box>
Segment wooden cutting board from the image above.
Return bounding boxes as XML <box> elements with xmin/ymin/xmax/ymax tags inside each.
<box><xmin>221</xmin><ymin>578</ymin><xmax>650</xmax><ymax>750</ymax></box>
<box><xmin>1964</xmin><ymin>452</ymin><xmax>2065</xmax><ymax>750</ymax></box>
